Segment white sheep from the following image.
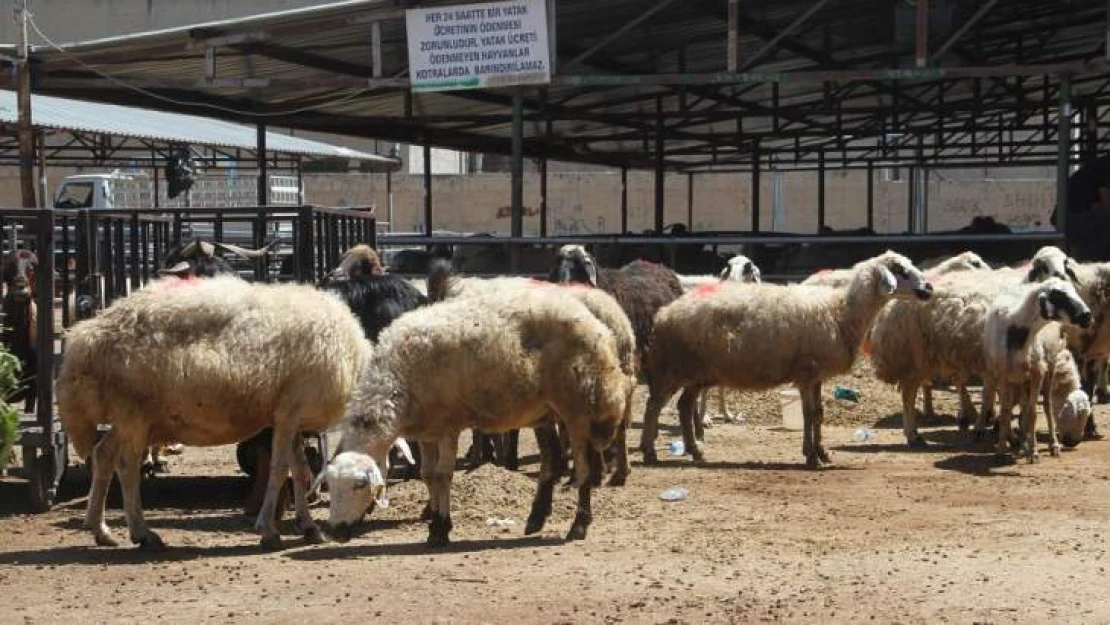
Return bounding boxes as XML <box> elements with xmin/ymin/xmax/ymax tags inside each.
<box><xmin>1065</xmin><ymin>261</ymin><xmax>1110</xmax><ymax>439</ymax></box>
<box><xmin>57</xmin><ymin>275</ymin><xmax>371</xmax><ymax>550</ymax></box>
<box><xmin>695</xmin><ymin>255</ymin><xmax>762</xmax><ymax>433</ymax></box>
<box><xmin>983</xmin><ymin>277</ymin><xmax>1092</xmax><ymax>463</ymax></box>
<box><xmin>803</xmin><ymin>250</ymin><xmax>988</xmax><ymax>288</ymax></box>
<box><xmin>428</xmin><ymin>267</ymin><xmax>638</xmax><ymax>486</ymax></box>
<box><xmin>324</xmin><ymin>286</ymin><xmax>632</xmax><ymax>545</ymax></box>
<box><xmin>642</xmin><ymin>250</ymin><xmax>933</xmax><ymax>468</ymax></box>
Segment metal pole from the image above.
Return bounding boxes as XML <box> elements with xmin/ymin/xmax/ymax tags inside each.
<box><xmin>727</xmin><ymin>0</ymin><xmax>739</xmax><ymax>72</ymax></box>
<box><xmin>817</xmin><ymin>150</ymin><xmax>826</xmax><ymax>232</ymax></box>
<box><xmin>36</xmin><ymin>131</ymin><xmax>47</xmax><ymax>208</ymax></box>
<box><xmin>539</xmin><ymin>154</ymin><xmax>548</xmax><ymax>237</ymax></box>
<box><xmin>423</xmin><ymin>142</ymin><xmax>432</xmax><ymax>237</ymax></box>
<box><xmin>751</xmin><ymin>139</ymin><xmax>761</xmax><ymax>233</ymax></box>
<box><xmin>916</xmin><ymin>0</ymin><xmax>929</xmax><ymax>68</ymax></box>
<box><xmin>686</xmin><ymin>173</ymin><xmax>694</xmax><ymax>229</ymax></box>
<box><xmin>907</xmin><ymin>165</ymin><xmax>916</xmax><ymax>233</ymax></box>
<box><xmin>740</xmin><ymin>0</ymin><xmax>831</xmax><ymax>72</ymax></box>
<box><xmin>654</xmin><ymin>98</ymin><xmax>665</xmax><ymax>233</ymax></box>
<box><xmin>547</xmin><ymin>0</ymin><xmax>558</xmax><ymax>74</ymax></box>
<box><xmin>1058</xmin><ymin>75</ymin><xmax>1073</xmax><ymax>244</ymax></box>
<box><xmin>866</xmin><ymin>160</ymin><xmax>875</xmax><ymax>231</ymax></box>
<box><xmin>510</xmin><ymin>90</ymin><xmax>524</xmax><ymax>271</ymax></box>
<box><xmin>256</xmin><ymin>123</ymin><xmax>268</xmax><ymax>280</ymax></box>
<box><xmin>386</xmin><ymin>170</ymin><xmax>394</xmax><ymax>234</ymax></box>
<box><xmin>371</xmin><ymin>21</ymin><xmax>383</xmax><ymax>77</ymax></box>
<box><xmin>151</xmin><ymin>149</ymin><xmax>161</xmax><ymax>208</ymax></box>
<box><xmin>16</xmin><ymin>0</ymin><xmax>35</xmax><ymax>208</ymax></box>
<box><xmin>620</xmin><ymin>166</ymin><xmax>628</xmax><ymax>233</ymax></box>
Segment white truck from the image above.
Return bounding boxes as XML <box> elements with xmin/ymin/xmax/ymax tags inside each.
<box><xmin>52</xmin><ymin>170</ymin><xmax>302</xmax><ymax>211</ymax></box>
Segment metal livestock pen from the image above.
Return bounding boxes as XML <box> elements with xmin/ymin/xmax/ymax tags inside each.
<box><xmin>1</xmin><ymin>204</ymin><xmax>376</xmax><ymax>511</ymax></box>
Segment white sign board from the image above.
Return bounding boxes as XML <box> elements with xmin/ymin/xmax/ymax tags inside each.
<box><xmin>405</xmin><ymin>0</ymin><xmax>550</xmax><ymax>92</ymax></box>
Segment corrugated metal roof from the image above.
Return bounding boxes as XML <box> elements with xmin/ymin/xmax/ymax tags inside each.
<box><xmin>11</xmin><ymin>0</ymin><xmax>1110</xmax><ymax>171</ymax></box>
<box><xmin>0</xmin><ymin>89</ymin><xmax>394</xmax><ymax>163</ymax></box>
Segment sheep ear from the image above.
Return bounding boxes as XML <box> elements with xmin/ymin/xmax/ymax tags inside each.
<box><xmin>367</xmin><ymin>465</ymin><xmax>388</xmax><ymax>509</ymax></box>
<box><xmin>750</xmin><ymin>265</ymin><xmax>762</xmax><ymax>283</ymax></box>
<box><xmin>586</xmin><ymin>262</ymin><xmax>598</xmax><ymax>287</ymax></box>
<box><xmin>392</xmin><ymin>438</ymin><xmax>415</xmax><ymax>465</ymax></box>
<box><xmin>878</xmin><ymin>266</ymin><xmax>897</xmax><ymax>294</ymax></box>
<box><xmin>718</xmin><ymin>265</ymin><xmax>730</xmax><ymax>280</ymax></box>
<box><xmin>372</xmin><ymin>485</ymin><xmax>389</xmax><ymax>510</ymax></box>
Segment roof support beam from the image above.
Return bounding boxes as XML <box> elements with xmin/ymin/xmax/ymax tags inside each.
<box><xmin>739</xmin><ymin>0</ymin><xmax>830</xmax><ymax>72</ymax></box>
<box><xmin>916</xmin><ymin>0</ymin><xmax>929</xmax><ymax>68</ymax></box>
<box><xmin>562</xmin><ymin>0</ymin><xmax>679</xmax><ymax>71</ymax></box>
<box><xmin>931</xmin><ymin>0</ymin><xmax>999</xmax><ymax>63</ymax></box>
<box><xmin>727</xmin><ymin>0</ymin><xmax>739</xmax><ymax>72</ymax></box>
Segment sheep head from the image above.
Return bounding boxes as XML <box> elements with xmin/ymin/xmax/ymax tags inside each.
<box><xmin>161</xmin><ymin>239</ymin><xmax>274</xmax><ymax>277</ymax></box>
<box><xmin>866</xmin><ymin>251</ymin><xmax>933</xmax><ymax>301</ymax></box>
<box><xmin>551</xmin><ymin>244</ymin><xmax>598</xmax><ymax>287</ymax></box>
<box><xmin>328</xmin><ymin>244</ymin><xmax>384</xmax><ymax>283</ymax></box>
<box><xmin>1036</xmin><ymin>278</ymin><xmax>1093</xmax><ymax>329</ymax></box>
<box><xmin>1026</xmin><ymin>246</ymin><xmax>1080</xmax><ymax>285</ymax></box>
<box><xmin>1058</xmin><ymin>389</ymin><xmax>1093</xmax><ymax>448</ymax></box>
<box><xmin>719</xmin><ymin>254</ymin><xmax>761</xmax><ymax>283</ymax></box>
<box><xmin>2</xmin><ymin>249</ymin><xmax>38</xmax><ymax>301</ymax></box>
<box><xmin>319</xmin><ymin>451</ymin><xmax>388</xmax><ymax>543</ymax></box>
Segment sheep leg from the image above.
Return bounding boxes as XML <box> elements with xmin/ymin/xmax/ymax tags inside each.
<box><xmin>1041</xmin><ymin>379</ymin><xmax>1061</xmax><ymax>458</ymax></box>
<box><xmin>800</xmin><ymin>384</ymin><xmax>828</xmax><ymax>469</ymax></box>
<box><xmin>694</xmin><ymin>390</ymin><xmax>709</xmax><ymax>441</ymax></box>
<box><xmin>1020</xmin><ymin>373</ymin><xmax>1044</xmax><ymax>463</ymax></box>
<box><xmin>426</xmin><ymin>436</ymin><xmax>458</xmax><ymax>548</ymax></box>
<box><xmin>677</xmin><ymin>387</ymin><xmax>705</xmax><ymax>462</ymax></box>
<box><xmin>503</xmin><ymin>429</ymin><xmax>520</xmax><ymax>471</ymax></box>
<box><xmin>1097</xmin><ymin>359</ymin><xmax>1110</xmax><ymax>404</ymax></box>
<box><xmin>921</xmin><ymin>386</ymin><xmax>935</xmax><ymax>420</ymax></box>
<box><xmin>254</xmin><ymin>418</ymin><xmax>297</xmax><ymax>551</ymax></box>
<box><xmin>973</xmin><ymin>378</ymin><xmax>997</xmax><ymax>440</ymax></box>
<box><xmin>117</xmin><ymin>434</ymin><xmax>165</xmax><ymax>551</ymax></box>
<box><xmin>565</xmin><ymin>438</ymin><xmax>597</xmax><ymax>542</ymax></box>
<box><xmin>812</xmin><ymin>384</ymin><xmax>831</xmax><ymax>464</ymax></box>
<box><xmin>696</xmin><ymin>390</ymin><xmax>710</xmax><ymax>431</ymax></box>
<box><xmin>418</xmin><ymin>441</ymin><xmax>439</xmax><ymax>523</ymax></box>
<box><xmin>85</xmin><ymin>428</ymin><xmax>121</xmax><ymax>548</ymax></box>
<box><xmin>902</xmin><ymin>382</ymin><xmax>927</xmax><ymax>448</ymax></box>
<box><xmin>995</xmin><ymin>386</ymin><xmax>1017</xmax><ymax>463</ymax></box>
<box><xmin>957</xmin><ymin>381</ymin><xmax>977</xmax><ymax>431</ymax></box>
<box><xmin>1082</xmin><ymin>360</ymin><xmax>1104</xmax><ymax>440</ymax></box>
<box><xmin>525</xmin><ymin>423</ymin><xmax>565</xmax><ymax>535</ymax></box>
<box><xmin>639</xmin><ymin>390</ymin><xmax>674</xmax><ymax>464</ymax></box>
<box><xmin>607</xmin><ymin>392</ymin><xmax>634</xmax><ymax>487</ymax></box>
<box><xmin>288</xmin><ymin>433</ymin><xmax>322</xmax><ymax>543</ymax></box>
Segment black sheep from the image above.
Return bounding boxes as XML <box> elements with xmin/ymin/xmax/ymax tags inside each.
<box><xmin>1</xmin><ymin>249</ymin><xmax>39</xmax><ymax>412</ymax></box>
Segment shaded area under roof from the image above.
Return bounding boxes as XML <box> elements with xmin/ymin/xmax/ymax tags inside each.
<box><xmin>0</xmin><ymin>88</ymin><xmax>399</xmax><ymax>167</ymax></box>
<box><xmin>4</xmin><ymin>0</ymin><xmax>1110</xmax><ymax>172</ymax></box>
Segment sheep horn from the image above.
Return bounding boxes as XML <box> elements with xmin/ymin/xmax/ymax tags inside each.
<box><xmin>158</xmin><ymin>261</ymin><xmax>193</xmax><ymax>276</ymax></box>
<box><xmin>213</xmin><ymin>241</ymin><xmax>276</xmax><ymax>259</ymax></box>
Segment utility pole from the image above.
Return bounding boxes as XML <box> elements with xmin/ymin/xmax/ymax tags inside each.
<box><xmin>16</xmin><ymin>0</ymin><xmax>36</xmax><ymax>208</ymax></box>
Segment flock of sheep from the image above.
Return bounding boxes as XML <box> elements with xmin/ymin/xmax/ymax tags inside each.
<box><xmin>53</xmin><ymin>239</ymin><xmax>1107</xmax><ymax>551</ymax></box>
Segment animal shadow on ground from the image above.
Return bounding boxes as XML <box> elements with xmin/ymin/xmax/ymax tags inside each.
<box><xmin>933</xmin><ymin>453</ymin><xmax>1032</xmax><ymax>477</ymax></box>
<box><xmin>0</xmin><ymin>542</ymin><xmax>265</xmax><ymax>567</ymax></box>
<box><xmin>830</xmin><ymin>428</ymin><xmax>978</xmax><ymax>455</ymax></box>
<box><xmin>871</xmin><ymin>410</ymin><xmax>961</xmax><ymax>431</ymax></box>
<box><xmin>284</xmin><ymin>534</ymin><xmax>566</xmax><ymax>561</ymax></box>
<box><xmin>632</xmin><ymin>457</ymin><xmax>859</xmax><ymax>472</ymax></box>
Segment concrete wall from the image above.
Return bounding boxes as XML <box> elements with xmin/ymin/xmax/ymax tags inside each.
<box><xmin>1</xmin><ymin>164</ymin><xmax>1057</xmax><ymax>235</ymax></box>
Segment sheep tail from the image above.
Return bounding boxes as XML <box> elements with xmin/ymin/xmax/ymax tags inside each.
<box><xmin>426</xmin><ymin>258</ymin><xmax>455</xmax><ymax>303</ymax></box>
<box><xmin>65</xmin><ymin>413</ymin><xmax>98</xmax><ymax>459</ymax></box>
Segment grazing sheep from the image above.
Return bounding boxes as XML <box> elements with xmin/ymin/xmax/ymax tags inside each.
<box><xmin>642</xmin><ymin>251</ymin><xmax>933</xmax><ymax>468</ymax></box>
<box><xmin>426</xmin><ymin>262</ymin><xmax>638</xmax><ymax>485</ymax></box>
<box><xmin>1065</xmin><ymin>261</ymin><xmax>1110</xmax><ymax>439</ymax></box>
<box><xmin>58</xmin><ymin>276</ymin><xmax>370</xmax><ymax>550</ymax></box>
<box><xmin>551</xmin><ymin>245</ymin><xmax>682</xmax><ymax>370</ymax></box>
<box><xmin>323</xmin><ymin>286</ymin><xmax>632</xmax><ymax>546</ymax></box>
<box><xmin>983</xmin><ymin>278</ymin><xmax>1092</xmax><ymax>463</ymax></box>
<box><xmin>1037</xmin><ymin>327</ymin><xmax>1092</xmax><ymax>450</ymax></box>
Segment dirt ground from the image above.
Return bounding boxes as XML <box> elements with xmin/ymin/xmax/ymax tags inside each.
<box><xmin>4</xmin><ymin>360</ymin><xmax>1110</xmax><ymax>624</ymax></box>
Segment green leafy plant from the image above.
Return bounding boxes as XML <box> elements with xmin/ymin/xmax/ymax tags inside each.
<box><xmin>0</xmin><ymin>345</ymin><xmax>23</xmax><ymax>472</ymax></box>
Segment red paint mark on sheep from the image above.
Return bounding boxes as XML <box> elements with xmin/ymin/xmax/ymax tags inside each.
<box><xmin>693</xmin><ymin>283</ymin><xmax>722</xmax><ymax>297</ymax></box>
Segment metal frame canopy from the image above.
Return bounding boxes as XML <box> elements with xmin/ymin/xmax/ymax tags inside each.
<box><xmin>5</xmin><ymin>0</ymin><xmax>1109</xmax><ymax>174</ymax></box>
<box><xmin>0</xmin><ymin>88</ymin><xmax>398</xmax><ymax>169</ymax></box>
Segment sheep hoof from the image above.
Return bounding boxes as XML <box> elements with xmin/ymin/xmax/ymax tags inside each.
<box><xmin>524</xmin><ymin>513</ymin><xmax>546</xmax><ymax>536</ymax></box>
<box><xmin>565</xmin><ymin>523</ymin><xmax>588</xmax><ymax>541</ymax></box>
<box><xmin>641</xmin><ymin>448</ymin><xmax>658</xmax><ymax>465</ymax></box>
<box><xmin>607</xmin><ymin>472</ymin><xmax>628</xmax><ymax>487</ymax></box>
<box><xmin>426</xmin><ymin>532</ymin><xmax>451</xmax><ymax>548</ymax></box>
<box><xmin>259</xmin><ymin>534</ymin><xmax>284</xmax><ymax>552</ymax></box>
<box><xmin>993</xmin><ymin>452</ymin><xmax>1015</xmax><ymax>466</ymax></box>
<box><xmin>302</xmin><ymin>525</ymin><xmax>325</xmax><ymax>544</ymax></box>
<box><xmin>957</xmin><ymin>416</ymin><xmax>971</xmax><ymax>432</ymax></box>
<box><xmin>135</xmin><ymin>533</ymin><xmax>167</xmax><ymax>552</ymax></box>
<box><xmin>907</xmin><ymin>435</ymin><xmax>928</xmax><ymax>449</ymax></box>
<box><xmin>419</xmin><ymin>503</ymin><xmax>434</xmax><ymax>522</ymax></box>
<box><xmin>816</xmin><ymin>446</ymin><xmax>832</xmax><ymax>464</ymax></box>
<box><xmin>1097</xmin><ymin>390</ymin><xmax>1110</xmax><ymax>404</ymax></box>
<box><xmin>1084</xmin><ymin>429</ymin><xmax>1104</xmax><ymax>441</ymax></box>
<box><xmin>805</xmin><ymin>454</ymin><xmax>821</xmax><ymax>470</ymax></box>
<box><xmin>94</xmin><ymin>533</ymin><xmax>120</xmax><ymax>548</ymax></box>
<box><xmin>427</xmin><ymin>515</ymin><xmax>452</xmax><ymax>547</ymax></box>
<box><xmin>1049</xmin><ymin>444</ymin><xmax>1062</xmax><ymax>458</ymax></box>
<box><xmin>971</xmin><ymin>428</ymin><xmax>990</xmax><ymax>441</ymax></box>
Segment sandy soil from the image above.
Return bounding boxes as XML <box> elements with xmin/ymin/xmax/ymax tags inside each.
<box><xmin>3</xmin><ymin>360</ymin><xmax>1110</xmax><ymax>624</ymax></box>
